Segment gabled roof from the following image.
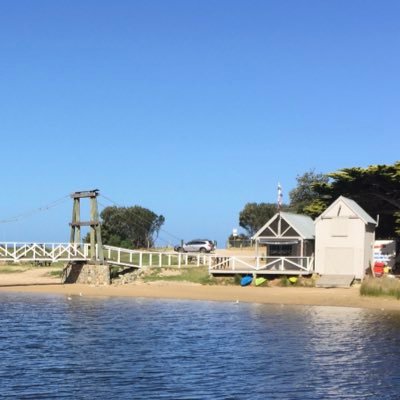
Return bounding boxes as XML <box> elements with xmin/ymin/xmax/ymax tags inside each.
<box><xmin>315</xmin><ymin>196</ymin><xmax>377</xmax><ymax>225</ymax></box>
<box><xmin>252</xmin><ymin>212</ymin><xmax>315</xmax><ymax>240</ymax></box>
<box><xmin>282</xmin><ymin>212</ymin><xmax>315</xmax><ymax>238</ymax></box>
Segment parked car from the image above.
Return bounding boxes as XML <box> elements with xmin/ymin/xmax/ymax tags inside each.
<box><xmin>174</xmin><ymin>239</ymin><xmax>215</xmax><ymax>253</ymax></box>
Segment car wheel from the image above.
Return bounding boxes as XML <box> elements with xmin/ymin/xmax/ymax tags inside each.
<box><xmin>199</xmin><ymin>248</ymin><xmax>207</xmax><ymax>253</ymax></box>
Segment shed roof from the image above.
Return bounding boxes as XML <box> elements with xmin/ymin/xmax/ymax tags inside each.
<box><xmin>315</xmin><ymin>196</ymin><xmax>377</xmax><ymax>225</ymax></box>
<box><xmin>252</xmin><ymin>212</ymin><xmax>315</xmax><ymax>240</ymax></box>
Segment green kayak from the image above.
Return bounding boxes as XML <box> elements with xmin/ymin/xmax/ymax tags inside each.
<box><xmin>255</xmin><ymin>277</ymin><xmax>267</xmax><ymax>286</ymax></box>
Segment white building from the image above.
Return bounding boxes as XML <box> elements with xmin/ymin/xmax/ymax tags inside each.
<box><xmin>252</xmin><ymin>212</ymin><xmax>315</xmax><ymax>273</ymax></box>
<box><xmin>314</xmin><ymin>196</ymin><xmax>377</xmax><ymax>279</ymax></box>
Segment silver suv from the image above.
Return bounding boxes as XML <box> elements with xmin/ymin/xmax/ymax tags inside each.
<box><xmin>174</xmin><ymin>239</ymin><xmax>215</xmax><ymax>253</ymax></box>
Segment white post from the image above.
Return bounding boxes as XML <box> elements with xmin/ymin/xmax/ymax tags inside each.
<box><xmin>159</xmin><ymin>253</ymin><xmax>162</xmax><ymax>268</ymax></box>
<box><xmin>139</xmin><ymin>252</ymin><xmax>143</xmax><ymax>268</ymax></box>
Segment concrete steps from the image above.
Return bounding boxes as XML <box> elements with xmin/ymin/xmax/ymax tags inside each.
<box><xmin>315</xmin><ymin>274</ymin><xmax>355</xmax><ymax>288</ymax></box>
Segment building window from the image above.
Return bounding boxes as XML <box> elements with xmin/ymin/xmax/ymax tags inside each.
<box><xmin>269</xmin><ymin>245</ymin><xmax>293</xmax><ymax>256</ymax></box>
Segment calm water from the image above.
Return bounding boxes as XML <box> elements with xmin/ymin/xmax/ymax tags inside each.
<box><xmin>1</xmin><ymin>293</ymin><xmax>400</xmax><ymax>399</ymax></box>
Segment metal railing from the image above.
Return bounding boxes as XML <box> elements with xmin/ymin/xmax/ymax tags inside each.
<box><xmin>0</xmin><ymin>242</ymin><xmax>90</xmax><ymax>263</ymax></box>
<box><xmin>227</xmin><ymin>239</ymin><xmax>254</xmax><ymax>248</ymax></box>
<box><xmin>209</xmin><ymin>255</ymin><xmax>314</xmax><ymax>274</ymax></box>
<box><xmin>0</xmin><ymin>242</ymin><xmax>211</xmax><ymax>268</ymax></box>
<box><xmin>0</xmin><ymin>242</ymin><xmax>314</xmax><ymax>275</ymax></box>
<box><xmin>103</xmin><ymin>245</ymin><xmax>209</xmax><ymax>268</ymax></box>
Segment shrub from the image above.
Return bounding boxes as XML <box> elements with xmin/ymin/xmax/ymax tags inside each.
<box><xmin>360</xmin><ymin>276</ymin><xmax>400</xmax><ymax>299</ymax></box>
<box><xmin>234</xmin><ymin>274</ymin><xmax>242</xmax><ymax>285</ymax></box>
<box><xmin>279</xmin><ymin>276</ymin><xmax>290</xmax><ymax>287</ymax></box>
<box><xmin>294</xmin><ymin>276</ymin><xmax>316</xmax><ymax>287</ymax></box>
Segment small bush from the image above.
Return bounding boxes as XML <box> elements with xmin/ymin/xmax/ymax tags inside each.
<box><xmin>279</xmin><ymin>276</ymin><xmax>290</xmax><ymax>287</ymax></box>
<box><xmin>234</xmin><ymin>274</ymin><xmax>242</xmax><ymax>285</ymax></box>
<box><xmin>294</xmin><ymin>276</ymin><xmax>315</xmax><ymax>287</ymax></box>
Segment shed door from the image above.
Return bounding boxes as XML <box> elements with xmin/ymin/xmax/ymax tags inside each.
<box><xmin>324</xmin><ymin>247</ymin><xmax>354</xmax><ymax>275</ymax></box>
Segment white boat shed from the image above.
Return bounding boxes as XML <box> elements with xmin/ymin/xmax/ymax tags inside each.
<box><xmin>314</xmin><ymin>196</ymin><xmax>377</xmax><ymax>279</ymax></box>
<box><xmin>252</xmin><ymin>212</ymin><xmax>315</xmax><ymax>273</ymax></box>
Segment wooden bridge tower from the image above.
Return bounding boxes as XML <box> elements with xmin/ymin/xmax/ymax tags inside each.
<box><xmin>70</xmin><ymin>189</ymin><xmax>104</xmax><ymax>263</ymax></box>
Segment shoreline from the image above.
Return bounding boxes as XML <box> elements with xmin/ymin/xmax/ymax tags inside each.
<box><xmin>1</xmin><ymin>281</ymin><xmax>400</xmax><ymax>311</ymax></box>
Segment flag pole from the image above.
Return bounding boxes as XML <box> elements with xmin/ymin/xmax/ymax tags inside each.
<box><xmin>277</xmin><ymin>183</ymin><xmax>283</xmax><ymax>212</ymax></box>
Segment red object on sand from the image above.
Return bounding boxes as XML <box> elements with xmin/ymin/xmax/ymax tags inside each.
<box><xmin>373</xmin><ymin>261</ymin><xmax>385</xmax><ymax>277</ymax></box>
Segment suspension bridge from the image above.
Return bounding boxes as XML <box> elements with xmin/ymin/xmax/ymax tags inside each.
<box><xmin>0</xmin><ymin>190</ymin><xmax>314</xmax><ymax>279</ymax></box>
<box><xmin>0</xmin><ymin>241</ymin><xmax>314</xmax><ymax>277</ymax></box>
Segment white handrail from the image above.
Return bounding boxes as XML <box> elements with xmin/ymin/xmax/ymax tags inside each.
<box><xmin>0</xmin><ymin>242</ymin><xmax>314</xmax><ymax>275</ymax></box>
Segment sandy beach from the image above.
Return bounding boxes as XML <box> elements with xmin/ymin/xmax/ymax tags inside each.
<box><xmin>1</xmin><ymin>268</ymin><xmax>400</xmax><ymax>311</ymax></box>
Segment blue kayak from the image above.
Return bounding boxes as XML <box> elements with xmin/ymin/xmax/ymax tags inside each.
<box><xmin>240</xmin><ymin>275</ymin><xmax>253</xmax><ymax>286</ymax></box>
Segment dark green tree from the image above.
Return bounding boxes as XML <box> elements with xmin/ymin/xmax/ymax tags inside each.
<box><xmin>239</xmin><ymin>203</ymin><xmax>280</xmax><ymax>236</ymax></box>
<box><xmin>289</xmin><ymin>169</ymin><xmax>329</xmax><ymax>213</ymax></box>
<box><xmin>304</xmin><ymin>162</ymin><xmax>400</xmax><ymax>238</ymax></box>
<box><xmin>227</xmin><ymin>232</ymin><xmax>250</xmax><ymax>248</ymax></box>
<box><xmin>99</xmin><ymin>206</ymin><xmax>165</xmax><ymax>248</ymax></box>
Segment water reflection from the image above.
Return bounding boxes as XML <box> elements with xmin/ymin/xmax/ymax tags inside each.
<box><xmin>0</xmin><ymin>293</ymin><xmax>400</xmax><ymax>399</ymax></box>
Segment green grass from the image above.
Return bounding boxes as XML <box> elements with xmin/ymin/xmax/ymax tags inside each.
<box><xmin>47</xmin><ymin>268</ymin><xmax>64</xmax><ymax>277</ymax></box>
<box><xmin>141</xmin><ymin>266</ymin><xmax>216</xmax><ymax>285</ymax></box>
<box><xmin>0</xmin><ymin>262</ymin><xmax>65</xmax><ymax>277</ymax></box>
<box><xmin>360</xmin><ymin>276</ymin><xmax>400</xmax><ymax>299</ymax></box>
<box><xmin>0</xmin><ymin>264</ymin><xmax>32</xmax><ymax>273</ymax></box>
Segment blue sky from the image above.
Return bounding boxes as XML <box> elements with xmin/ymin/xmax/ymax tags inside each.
<box><xmin>0</xmin><ymin>0</ymin><xmax>399</xmax><ymax>247</ymax></box>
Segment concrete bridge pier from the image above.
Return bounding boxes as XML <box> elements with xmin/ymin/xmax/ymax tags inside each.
<box><xmin>63</xmin><ymin>261</ymin><xmax>111</xmax><ymax>285</ymax></box>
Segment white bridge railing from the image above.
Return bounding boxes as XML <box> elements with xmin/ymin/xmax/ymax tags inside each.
<box><xmin>209</xmin><ymin>255</ymin><xmax>314</xmax><ymax>275</ymax></box>
<box><xmin>0</xmin><ymin>242</ymin><xmax>314</xmax><ymax>275</ymax></box>
<box><xmin>103</xmin><ymin>245</ymin><xmax>209</xmax><ymax>268</ymax></box>
<box><xmin>0</xmin><ymin>242</ymin><xmax>211</xmax><ymax>268</ymax></box>
<box><xmin>0</xmin><ymin>242</ymin><xmax>91</xmax><ymax>263</ymax></box>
